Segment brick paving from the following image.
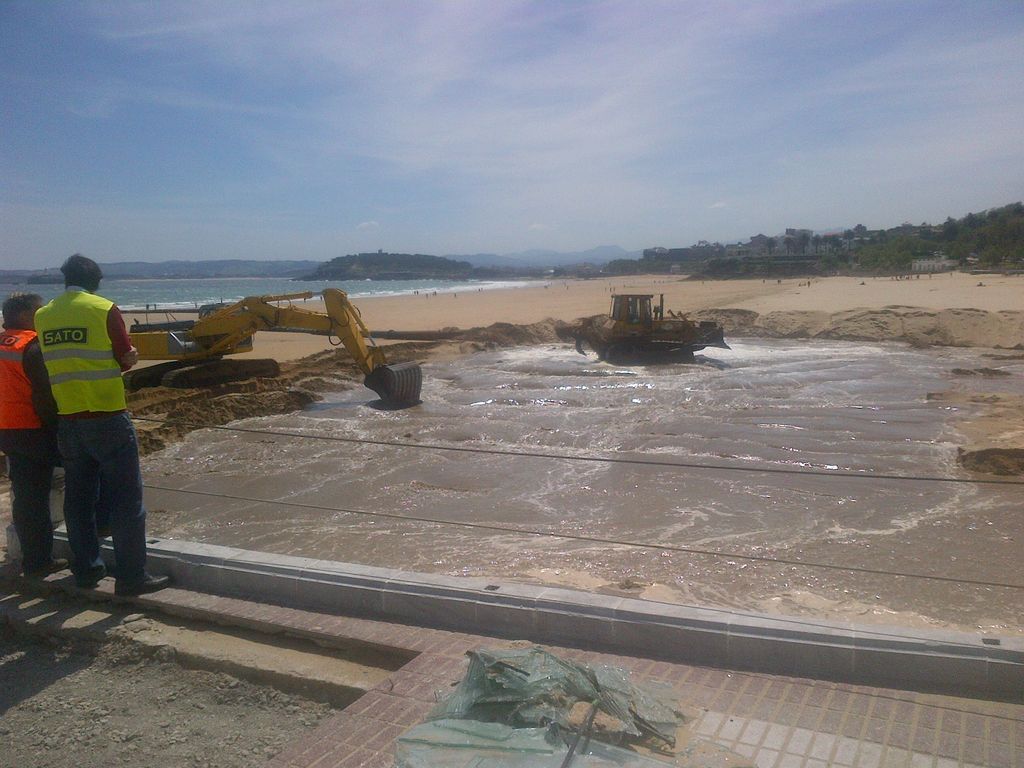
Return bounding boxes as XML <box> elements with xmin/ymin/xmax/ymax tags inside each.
<box><xmin>78</xmin><ymin>585</ymin><xmax>1018</xmax><ymax>768</ymax></box>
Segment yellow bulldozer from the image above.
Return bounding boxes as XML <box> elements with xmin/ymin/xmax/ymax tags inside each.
<box><xmin>574</xmin><ymin>293</ymin><xmax>729</xmax><ymax>364</ymax></box>
<box><xmin>127</xmin><ymin>288</ymin><xmax>422</xmax><ymax>407</ymax></box>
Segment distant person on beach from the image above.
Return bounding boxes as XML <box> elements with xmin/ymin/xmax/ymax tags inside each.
<box><xmin>34</xmin><ymin>255</ymin><xmax>169</xmax><ymax>596</ymax></box>
<box><xmin>0</xmin><ymin>293</ymin><xmax>65</xmax><ymax>578</ymax></box>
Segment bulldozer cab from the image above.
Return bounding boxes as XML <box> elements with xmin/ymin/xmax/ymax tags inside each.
<box><xmin>610</xmin><ymin>294</ymin><xmax>655</xmax><ymax>326</ymax></box>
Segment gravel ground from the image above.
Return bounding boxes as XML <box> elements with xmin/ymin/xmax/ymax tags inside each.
<box><xmin>0</xmin><ymin>627</ymin><xmax>334</xmax><ymax>768</ymax></box>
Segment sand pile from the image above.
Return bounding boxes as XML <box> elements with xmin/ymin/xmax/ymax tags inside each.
<box><xmin>132</xmin><ymin>382</ymin><xmax>317</xmax><ymax>454</ymax></box>
<box><xmin>958</xmin><ymin>448</ymin><xmax>1024</xmax><ymax>476</ymax></box>
<box><xmin>691</xmin><ymin>306</ymin><xmax>1024</xmax><ymax>348</ymax></box>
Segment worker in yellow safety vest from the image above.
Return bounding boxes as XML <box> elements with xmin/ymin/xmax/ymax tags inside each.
<box><xmin>35</xmin><ymin>254</ymin><xmax>170</xmax><ymax>596</ymax></box>
<box><xmin>0</xmin><ymin>293</ymin><xmax>65</xmax><ymax>577</ymax></box>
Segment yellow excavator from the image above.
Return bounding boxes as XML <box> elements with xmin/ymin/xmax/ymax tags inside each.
<box><xmin>127</xmin><ymin>288</ymin><xmax>422</xmax><ymax>407</ymax></box>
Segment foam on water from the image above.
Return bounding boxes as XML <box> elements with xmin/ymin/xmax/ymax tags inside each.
<box><xmin>144</xmin><ymin>338</ymin><xmax>1024</xmax><ymax>634</ymax></box>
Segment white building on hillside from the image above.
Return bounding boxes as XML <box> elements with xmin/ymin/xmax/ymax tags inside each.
<box><xmin>911</xmin><ymin>254</ymin><xmax>958</xmax><ymax>273</ymax></box>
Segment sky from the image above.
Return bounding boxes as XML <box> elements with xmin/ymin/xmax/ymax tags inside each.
<box><xmin>2</xmin><ymin>1</ymin><xmax>1023</xmax><ymax>268</ymax></box>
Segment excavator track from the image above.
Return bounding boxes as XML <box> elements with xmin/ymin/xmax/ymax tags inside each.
<box><xmin>125</xmin><ymin>358</ymin><xmax>282</xmax><ymax>390</ymax></box>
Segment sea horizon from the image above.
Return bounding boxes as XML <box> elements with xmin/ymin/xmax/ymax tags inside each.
<box><xmin>0</xmin><ymin>276</ymin><xmax>544</xmax><ymax>313</ymax></box>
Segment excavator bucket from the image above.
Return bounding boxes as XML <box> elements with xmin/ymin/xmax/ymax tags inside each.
<box><xmin>363</xmin><ymin>361</ymin><xmax>423</xmax><ymax>407</ymax></box>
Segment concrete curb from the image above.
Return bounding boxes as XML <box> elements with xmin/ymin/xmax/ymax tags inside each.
<box><xmin>55</xmin><ymin>533</ymin><xmax>1024</xmax><ymax>702</ymax></box>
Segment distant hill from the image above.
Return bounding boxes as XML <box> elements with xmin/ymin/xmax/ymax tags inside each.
<box><xmin>302</xmin><ymin>252</ymin><xmax>474</xmax><ymax>281</ymax></box>
<box><xmin>456</xmin><ymin>245</ymin><xmax>637</xmax><ymax>268</ymax></box>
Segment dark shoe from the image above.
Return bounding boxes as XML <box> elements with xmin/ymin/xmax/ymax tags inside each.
<box><xmin>24</xmin><ymin>558</ymin><xmax>69</xmax><ymax>578</ymax></box>
<box><xmin>75</xmin><ymin>564</ymin><xmax>107</xmax><ymax>589</ymax></box>
<box><xmin>115</xmin><ymin>573</ymin><xmax>170</xmax><ymax>597</ymax></box>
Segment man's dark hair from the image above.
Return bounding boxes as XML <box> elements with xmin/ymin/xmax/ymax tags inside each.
<box><xmin>60</xmin><ymin>254</ymin><xmax>103</xmax><ymax>292</ymax></box>
<box><xmin>2</xmin><ymin>293</ymin><xmax>44</xmax><ymax>329</ymax></box>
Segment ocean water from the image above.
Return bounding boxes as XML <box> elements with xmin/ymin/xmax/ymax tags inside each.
<box><xmin>0</xmin><ymin>277</ymin><xmax>537</xmax><ymax>312</ymax></box>
<box><xmin>142</xmin><ymin>339</ymin><xmax>1024</xmax><ymax>635</ymax></box>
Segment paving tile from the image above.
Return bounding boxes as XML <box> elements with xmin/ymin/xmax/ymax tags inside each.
<box><xmin>962</xmin><ymin>737</ymin><xmax>986</xmax><ymax>765</ymax></box>
<box><xmin>739</xmin><ymin>718</ymin><xmax>769</xmax><ymax>746</ymax></box>
<box><xmin>916</xmin><ymin>706</ymin><xmax>938</xmax><ymax>729</ymax></box>
<box><xmin>893</xmin><ymin>700</ymin><xmax>916</xmax><ymax>724</ymax></box>
<box><xmin>762</xmin><ymin>723</ymin><xmax>790</xmax><ymax>751</ymax></box>
<box><xmin>808</xmin><ymin>732</ymin><xmax>835</xmax><ymax>760</ymax></box>
<box><xmin>787</xmin><ymin>727</ymin><xmax>813</xmax><ymax>756</ymax></box>
<box><xmin>832</xmin><ymin>736</ymin><xmax>859</xmax><ymax>766</ymax></box>
<box><xmin>935</xmin><ymin>730</ymin><xmax>960</xmax><ymax>759</ymax></box>
<box><xmin>987</xmin><ymin>740</ymin><xmax>1014</xmax><ymax>768</ymax></box>
<box><xmin>864</xmin><ymin>717</ymin><xmax>888</xmax><ymax>742</ymax></box>
<box><xmin>754</xmin><ymin>748</ymin><xmax>779</xmax><ymax>768</ymax></box>
<box><xmin>988</xmin><ymin>718</ymin><xmax>1011</xmax><ymax>744</ymax></box>
<box><xmin>879</xmin><ymin>746</ymin><xmax>910</xmax><ymax>767</ymax></box>
<box><xmin>718</xmin><ymin>715</ymin><xmax>746</xmax><ymax>742</ymax></box>
<box><xmin>753</xmin><ymin>698</ymin><xmax>779</xmax><ymax>720</ymax></box>
<box><xmin>695</xmin><ymin>710</ymin><xmax>724</xmax><ymax>736</ymax></box>
<box><xmin>737</xmin><ymin>693</ymin><xmax>759</xmax><ymax>712</ymax></box>
<box><xmin>839</xmin><ymin>715</ymin><xmax>865</xmax><ymax>739</ymax></box>
<box><xmin>937</xmin><ymin>709</ymin><xmax>961</xmax><ymax>733</ymax></box>
<box><xmin>911</xmin><ymin>727</ymin><xmax>936</xmax><ymax>753</ymax></box>
<box><xmin>858</xmin><ymin>741</ymin><xmax>884</xmax><ymax>768</ymax></box>
<box><xmin>734</xmin><ymin>743</ymin><xmax>757</xmax><ymax>758</ymax></box>
<box><xmin>964</xmin><ymin>713</ymin><xmax>988</xmax><ymax>739</ymax></box>
<box><xmin>889</xmin><ymin>722</ymin><xmax>913</xmax><ymax>749</ymax></box>
<box><xmin>765</xmin><ymin>680</ymin><xmax>788</xmax><ymax>700</ymax></box>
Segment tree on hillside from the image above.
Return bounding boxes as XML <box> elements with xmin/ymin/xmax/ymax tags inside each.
<box><xmin>797</xmin><ymin>231</ymin><xmax>810</xmax><ymax>256</ymax></box>
<box><xmin>766</xmin><ymin>237</ymin><xmax>776</xmax><ymax>256</ymax></box>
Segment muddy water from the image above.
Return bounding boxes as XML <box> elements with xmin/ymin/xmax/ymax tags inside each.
<box><xmin>143</xmin><ymin>340</ymin><xmax>1024</xmax><ymax>635</ymax></box>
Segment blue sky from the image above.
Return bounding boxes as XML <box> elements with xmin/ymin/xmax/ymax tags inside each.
<box><xmin>2</xmin><ymin>1</ymin><xmax>1023</xmax><ymax>268</ymax></box>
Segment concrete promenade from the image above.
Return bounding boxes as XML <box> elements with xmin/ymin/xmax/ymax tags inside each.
<box><xmin>4</xmin><ymin>574</ymin><xmax>1021</xmax><ymax>768</ymax></box>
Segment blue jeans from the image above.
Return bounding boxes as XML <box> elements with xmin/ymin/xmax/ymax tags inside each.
<box><xmin>58</xmin><ymin>413</ymin><xmax>147</xmax><ymax>584</ymax></box>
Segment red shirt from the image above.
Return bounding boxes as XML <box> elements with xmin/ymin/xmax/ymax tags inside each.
<box><xmin>107</xmin><ymin>304</ymin><xmax>133</xmax><ymax>371</ymax></box>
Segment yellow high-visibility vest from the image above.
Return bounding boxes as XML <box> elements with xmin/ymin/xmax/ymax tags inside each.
<box><xmin>35</xmin><ymin>290</ymin><xmax>126</xmax><ymax>415</ymax></box>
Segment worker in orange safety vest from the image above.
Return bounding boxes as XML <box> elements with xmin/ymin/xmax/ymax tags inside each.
<box><xmin>0</xmin><ymin>293</ymin><xmax>65</xmax><ymax>577</ymax></box>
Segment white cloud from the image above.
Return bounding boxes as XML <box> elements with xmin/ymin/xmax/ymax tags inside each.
<box><xmin>2</xmin><ymin>1</ymin><xmax>1021</xmax><ymax>265</ymax></box>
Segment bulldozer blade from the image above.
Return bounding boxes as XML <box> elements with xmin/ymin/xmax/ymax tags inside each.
<box><xmin>363</xmin><ymin>362</ymin><xmax>423</xmax><ymax>407</ymax></box>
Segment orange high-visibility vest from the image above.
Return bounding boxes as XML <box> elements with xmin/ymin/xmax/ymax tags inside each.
<box><xmin>0</xmin><ymin>329</ymin><xmax>43</xmax><ymax>429</ymax></box>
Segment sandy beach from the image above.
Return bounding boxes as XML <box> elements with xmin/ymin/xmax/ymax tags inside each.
<box><xmin>124</xmin><ymin>272</ymin><xmax>1024</xmax><ymax>362</ymax></box>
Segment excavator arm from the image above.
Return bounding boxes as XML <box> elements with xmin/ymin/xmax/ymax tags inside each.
<box><xmin>129</xmin><ymin>288</ymin><xmax>422</xmax><ymax>406</ymax></box>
